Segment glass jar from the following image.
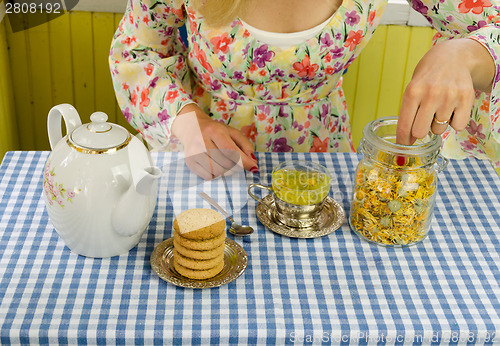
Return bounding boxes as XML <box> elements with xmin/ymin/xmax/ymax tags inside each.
<box><xmin>349</xmin><ymin>117</ymin><xmax>448</xmax><ymax>247</ymax></box>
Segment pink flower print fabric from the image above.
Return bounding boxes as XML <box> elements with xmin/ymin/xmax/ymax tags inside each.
<box><xmin>110</xmin><ymin>0</ymin><xmax>500</xmax><ymax>167</ymax></box>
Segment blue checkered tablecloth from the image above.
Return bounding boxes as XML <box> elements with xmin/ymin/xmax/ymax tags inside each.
<box><xmin>0</xmin><ymin>151</ymin><xmax>499</xmax><ymax>345</ymax></box>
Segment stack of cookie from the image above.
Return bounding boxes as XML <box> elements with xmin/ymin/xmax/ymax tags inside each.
<box><xmin>173</xmin><ymin>208</ymin><xmax>226</xmax><ymax>280</ymax></box>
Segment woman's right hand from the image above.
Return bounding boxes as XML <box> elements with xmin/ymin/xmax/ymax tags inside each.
<box><xmin>171</xmin><ymin>104</ymin><xmax>259</xmax><ymax>180</ymax></box>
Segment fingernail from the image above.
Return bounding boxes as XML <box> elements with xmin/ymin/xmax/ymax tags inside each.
<box><xmin>251</xmin><ymin>153</ymin><xmax>257</xmax><ymax>161</ymax></box>
<box><xmin>250</xmin><ymin>166</ymin><xmax>259</xmax><ymax>173</ymax></box>
<box><xmin>396</xmin><ymin>155</ymin><xmax>406</xmax><ymax>166</ymax></box>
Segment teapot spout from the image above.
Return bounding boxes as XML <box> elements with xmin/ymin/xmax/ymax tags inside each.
<box><xmin>128</xmin><ymin>136</ymin><xmax>162</xmax><ymax>195</ymax></box>
<box><xmin>135</xmin><ymin>166</ymin><xmax>162</xmax><ymax>195</ymax></box>
<box><xmin>111</xmin><ymin>136</ymin><xmax>161</xmax><ymax>237</ymax></box>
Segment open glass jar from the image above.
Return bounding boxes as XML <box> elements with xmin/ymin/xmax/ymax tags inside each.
<box><xmin>349</xmin><ymin>117</ymin><xmax>448</xmax><ymax>247</ymax></box>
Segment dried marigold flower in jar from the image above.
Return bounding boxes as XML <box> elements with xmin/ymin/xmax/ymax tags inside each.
<box><xmin>349</xmin><ymin>117</ymin><xmax>448</xmax><ymax>247</ymax></box>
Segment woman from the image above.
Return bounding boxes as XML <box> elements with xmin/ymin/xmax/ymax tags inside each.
<box><xmin>109</xmin><ymin>0</ymin><xmax>499</xmax><ymax>179</ymax></box>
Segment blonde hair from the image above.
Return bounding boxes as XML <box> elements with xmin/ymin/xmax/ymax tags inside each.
<box><xmin>191</xmin><ymin>0</ymin><xmax>246</xmax><ymax>27</ymax></box>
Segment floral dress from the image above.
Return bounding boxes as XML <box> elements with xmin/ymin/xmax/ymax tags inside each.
<box><xmin>109</xmin><ymin>0</ymin><xmax>500</xmax><ymax>167</ymax></box>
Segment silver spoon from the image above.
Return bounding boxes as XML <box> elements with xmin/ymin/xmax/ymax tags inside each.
<box><xmin>199</xmin><ymin>192</ymin><xmax>254</xmax><ymax>236</ymax></box>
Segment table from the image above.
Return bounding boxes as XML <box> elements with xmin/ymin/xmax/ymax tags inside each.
<box><xmin>0</xmin><ymin>151</ymin><xmax>499</xmax><ymax>345</ymax></box>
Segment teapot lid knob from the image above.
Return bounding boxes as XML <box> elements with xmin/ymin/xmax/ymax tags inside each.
<box><xmin>90</xmin><ymin>112</ymin><xmax>108</xmax><ymax>123</ymax></box>
<box><xmin>88</xmin><ymin>112</ymin><xmax>112</xmax><ymax>133</ymax></box>
<box><xmin>69</xmin><ymin>111</ymin><xmax>130</xmax><ymax>153</ymax></box>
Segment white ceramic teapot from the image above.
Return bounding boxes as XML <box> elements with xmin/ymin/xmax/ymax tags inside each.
<box><xmin>43</xmin><ymin>104</ymin><xmax>161</xmax><ymax>257</ymax></box>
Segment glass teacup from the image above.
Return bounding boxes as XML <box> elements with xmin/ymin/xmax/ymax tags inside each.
<box><xmin>248</xmin><ymin>160</ymin><xmax>332</xmax><ymax>228</ymax></box>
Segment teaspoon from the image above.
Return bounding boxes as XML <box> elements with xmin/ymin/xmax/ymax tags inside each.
<box><xmin>199</xmin><ymin>192</ymin><xmax>254</xmax><ymax>236</ymax></box>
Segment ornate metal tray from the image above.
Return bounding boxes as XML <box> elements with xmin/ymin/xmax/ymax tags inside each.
<box><xmin>256</xmin><ymin>195</ymin><xmax>345</xmax><ymax>238</ymax></box>
<box><xmin>151</xmin><ymin>237</ymin><xmax>248</xmax><ymax>289</ymax></box>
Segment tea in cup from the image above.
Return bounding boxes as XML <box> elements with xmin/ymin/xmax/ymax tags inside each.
<box><xmin>248</xmin><ymin>160</ymin><xmax>332</xmax><ymax>228</ymax></box>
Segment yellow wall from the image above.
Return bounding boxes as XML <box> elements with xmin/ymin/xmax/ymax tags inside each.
<box><xmin>0</xmin><ymin>12</ymin><xmax>435</xmax><ymax>156</ymax></box>
<box><xmin>0</xmin><ymin>20</ymin><xmax>19</xmax><ymax>159</ymax></box>
<box><xmin>343</xmin><ymin>25</ymin><xmax>435</xmax><ymax>149</ymax></box>
<box><xmin>1</xmin><ymin>12</ymin><xmax>132</xmax><ymax>157</ymax></box>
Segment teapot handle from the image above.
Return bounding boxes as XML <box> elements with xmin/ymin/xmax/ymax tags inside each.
<box><xmin>47</xmin><ymin>104</ymin><xmax>82</xmax><ymax>150</ymax></box>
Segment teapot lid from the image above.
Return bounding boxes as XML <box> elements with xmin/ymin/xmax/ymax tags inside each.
<box><xmin>68</xmin><ymin>112</ymin><xmax>131</xmax><ymax>153</ymax></box>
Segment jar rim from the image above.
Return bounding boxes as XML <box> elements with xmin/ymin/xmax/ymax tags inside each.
<box><xmin>362</xmin><ymin>116</ymin><xmax>442</xmax><ymax>156</ymax></box>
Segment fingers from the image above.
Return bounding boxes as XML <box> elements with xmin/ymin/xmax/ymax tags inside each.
<box><xmin>185</xmin><ymin>150</ymin><xmax>238</xmax><ymax>180</ymax></box>
<box><xmin>430</xmin><ymin>104</ymin><xmax>456</xmax><ymax>137</ymax></box>
<box><xmin>185</xmin><ymin>150</ymin><xmax>240</xmax><ymax>180</ymax></box>
<box><xmin>396</xmin><ymin>91</ymin><xmax>419</xmax><ymax>145</ymax></box>
<box><xmin>449</xmin><ymin>89</ymin><xmax>475</xmax><ymax>132</ymax></box>
<box><xmin>185</xmin><ymin>124</ymin><xmax>257</xmax><ymax>179</ymax></box>
<box><xmin>208</xmin><ymin>148</ymin><xmax>239</xmax><ymax>172</ymax></box>
<box><xmin>228</xmin><ymin>128</ymin><xmax>258</xmax><ymax>171</ymax></box>
<box><xmin>396</xmin><ymin>39</ymin><xmax>479</xmax><ymax>145</ymax></box>
<box><xmin>185</xmin><ymin>152</ymin><xmax>216</xmax><ymax>180</ymax></box>
<box><xmin>432</xmin><ymin>85</ymin><xmax>474</xmax><ymax>135</ymax></box>
<box><xmin>412</xmin><ymin>97</ymin><xmax>439</xmax><ymax>140</ymax></box>
<box><xmin>175</xmin><ymin>107</ymin><xmax>258</xmax><ymax>179</ymax></box>
<box><xmin>208</xmin><ymin>126</ymin><xmax>257</xmax><ymax>170</ymax></box>
<box><xmin>397</xmin><ymin>82</ymin><xmax>474</xmax><ymax>145</ymax></box>
<box><xmin>229</xmin><ymin>127</ymin><xmax>254</xmax><ymax>156</ymax></box>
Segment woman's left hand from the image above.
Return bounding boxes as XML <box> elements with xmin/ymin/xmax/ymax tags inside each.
<box><xmin>396</xmin><ymin>38</ymin><xmax>495</xmax><ymax>145</ymax></box>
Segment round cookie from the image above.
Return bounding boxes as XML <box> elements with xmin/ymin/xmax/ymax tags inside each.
<box><xmin>174</xmin><ymin>208</ymin><xmax>226</xmax><ymax>240</ymax></box>
<box><xmin>173</xmin><ymin>249</ymin><xmax>224</xmax><ymax>270</ymax></box>
<box><xmin>174</xmin><ymin>229</ymin><xmax>225</xmax><ymax>251</ymax></box>
<box><xmin>174</xmin><ymin>237</ymin><xmax>225</xmax><ymax>260</ymax></box>
<box><xmin>173</xmin><ymin>259</ymin><xmax>224</xmax><ymax>280</ymax></box>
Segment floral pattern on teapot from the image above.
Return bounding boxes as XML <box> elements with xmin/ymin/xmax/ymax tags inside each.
<box><xmin>43</xmin><ymin>161</ymin><xmax>79</xmax><ymax>208</ymax></box>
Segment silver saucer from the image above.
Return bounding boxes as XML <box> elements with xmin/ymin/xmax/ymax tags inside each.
<box><xmin>150</xmin><ymin>237</ymin><xmax>248</xmax><ymax>289</ymax></box>
<box><xmin>256</xmin><ymin>195</ymin><xmax>345</xmax><ymax>238</ymax></box>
